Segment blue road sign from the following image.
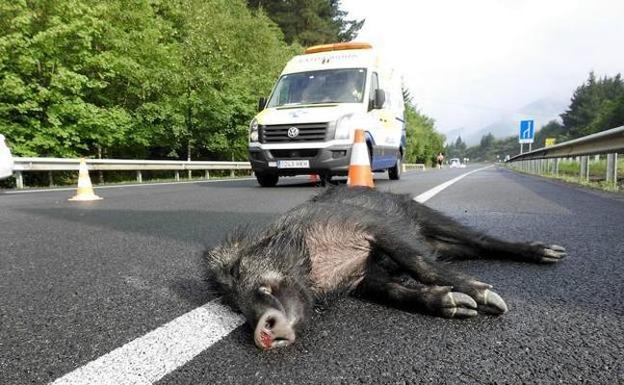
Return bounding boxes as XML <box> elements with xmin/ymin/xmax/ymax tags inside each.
<box><xmin>519</xmin><ymin>120</ymin><xmax>535</xmax><ymax>144</ymax></box>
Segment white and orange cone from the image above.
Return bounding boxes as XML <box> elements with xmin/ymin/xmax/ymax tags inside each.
<box><xmin>347</xmin><ymin>129</ymin><xmax>374</xmax><ymax>188</ymax></box>
<box><xmin>69</xmin><ymin>158</ymin><xmax>102</xmax><ymax>201</ymax></box>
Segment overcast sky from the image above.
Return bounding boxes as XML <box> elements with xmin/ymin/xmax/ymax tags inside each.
<box><xmin>341</xmin><ymin>0</ymin><xmax>624</xmax><ymax>140</ymax></box>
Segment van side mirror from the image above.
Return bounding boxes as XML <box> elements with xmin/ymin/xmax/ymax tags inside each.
<box><xmin>258</xmin><ymin>97</ymin><xmax>267</xmax><ymax>111</ymax></box>
<box><xmin>374</xmin><ymin>89</ymin><xmax>386</xmax><ymax>109</ymax></box>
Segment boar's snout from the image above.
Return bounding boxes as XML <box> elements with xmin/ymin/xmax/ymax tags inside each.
<box><xmin>254</xmin><ymin>309</ymin><xmax>296</xmax><ymax>350</ymax></box>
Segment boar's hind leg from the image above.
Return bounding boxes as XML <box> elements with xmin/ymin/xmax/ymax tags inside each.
<box><xmin>370</xmin><ymin>231</ymin><xmax>508</xmax><ymax>315</ymax></box>
<box><xmin>404</xmin><ymin>200</ymin><xmax>567</xmax><ymax>264</ymax></box>
<box><xmin>354</xmin><ymin>263</ymin><xmax>477</xmax><ymax>318</ymax></box>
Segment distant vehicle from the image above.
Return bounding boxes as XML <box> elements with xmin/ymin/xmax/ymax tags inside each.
<box><xmin>449</xmin><ymin>158</ymin><xmax>466</xmax><ymax>168</ymax></box>
<box><xmin>0</xmin><ymin>134</ymin><xmax>14</xmax><ymax>180</ymax></box>
<box><xmin>248</xmin><ymin>42</ymin><xmax>405</xmax><ymax>187</ymax></box>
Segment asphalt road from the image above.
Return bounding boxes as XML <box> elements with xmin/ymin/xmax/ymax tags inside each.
<box><xmin>1</xmin><ymin>165</ymin><xmax>623</xmax><ymax>384</ymax></box>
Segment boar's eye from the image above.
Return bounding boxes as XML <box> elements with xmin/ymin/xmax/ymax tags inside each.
<box><xmin>258</xmin><ymin>286</ymin><xmax>272</xmax><ymax>295</ymax></box>
<box><xmin>229</xmin><ymin>261</ymin><xmax>240</xmax><ymax>280</ymax></box>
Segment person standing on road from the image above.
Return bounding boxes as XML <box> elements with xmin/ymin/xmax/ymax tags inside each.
<box><xmin>436</xmin><ymin>152</ymin><xmax>444</xmax><ymax>169</ymax></box>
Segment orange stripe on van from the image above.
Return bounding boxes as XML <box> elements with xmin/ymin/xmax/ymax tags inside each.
<box><xmin>304</xmin><ymin>42</ymin><xmax>373</xmax><ymax>54</ymax></box>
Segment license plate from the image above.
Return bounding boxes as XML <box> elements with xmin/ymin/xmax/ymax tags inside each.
<box><xmin>277</xmin><ymin>160</ymin><xmax>309</xmax><ymax>169</ymax></box>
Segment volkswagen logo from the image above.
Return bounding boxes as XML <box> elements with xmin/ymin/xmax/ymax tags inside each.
<box><xmin>287</xmin><ymin>126</ymin><xmax>300</xmax><ymax>138</ymax></box>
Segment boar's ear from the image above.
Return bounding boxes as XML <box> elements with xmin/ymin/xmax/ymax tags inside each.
<box><xmin>203</xmin><ymin>246</ymin><xmax>240</xmax><ymax>295</ymax></box>
<box><xmin>203</xmin><ymin>227</ymin><xmax>249</xmax><ymax>293</ymax></box>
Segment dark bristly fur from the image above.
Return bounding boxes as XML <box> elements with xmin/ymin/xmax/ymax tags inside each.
<box><xmin>204</xmin><ymin>186</ymin><xmax>567</xmax><ymax>350</ymax></box>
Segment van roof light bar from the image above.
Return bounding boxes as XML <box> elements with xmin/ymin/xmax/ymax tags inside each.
<box><xmin>304</xmin><ymin>42</ymin><xmax>373</xmax><ymax>54</ymax></box>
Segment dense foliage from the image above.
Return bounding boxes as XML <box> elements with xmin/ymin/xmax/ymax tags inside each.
<box><xmin>0</xmin><ymin>0</ymin><xmax>441</xmax><ymax>165</ymax></box>
<box><xmin>403</xmin><ymin>89</ymin><xmax>445</xmax><ymax>165</ymax></box>
<box><xmin>247</xmin><ymin>0</ymin><xmax>363</xmax><ymax>46</ymax></box>
<box><xmin>0</xmin><ymin>0</ymin><xmax>296</xmax><ymax>159</ymax></box>
<box><xmin>452</xmin><ymin>72</ymin><xmax>624</xmax><ymax>161</ymax></box>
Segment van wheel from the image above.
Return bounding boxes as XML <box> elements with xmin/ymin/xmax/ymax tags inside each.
<box><xmin>256</xmin><ymin>172</ymin><xmax>279</xmax><ymax>187</ymax></box>
<box><xmin>389</xmin><ymin>156</ymin><xmax>401</xmax><ymax>180</ymax></box>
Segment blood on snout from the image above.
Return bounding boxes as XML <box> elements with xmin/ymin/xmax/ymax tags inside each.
<box><xmin>260</xmin><ymin>330</ymin><xmax>273</xmax><ymax>349</ymax></box>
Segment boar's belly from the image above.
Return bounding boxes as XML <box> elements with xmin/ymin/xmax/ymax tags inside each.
<box><xmin>306</xmin><ymin>229</ymin><xmax>372</xmax><ymax>295</ymax></box>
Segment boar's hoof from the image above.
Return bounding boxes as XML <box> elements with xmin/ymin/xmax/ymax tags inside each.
<box><xmin>474</xmin><ymin>289</ymin><xmax>508</xmax><ymax>315</ymax></box>
<box><xmin>440</xmin><ymin>292</ymin><xmax>478</xmax><ymax>318</ymax></box>
<box><xmin>532</xmin><ymin>242</ymin><xmax>568</xmax><ymax>263</ymax></box>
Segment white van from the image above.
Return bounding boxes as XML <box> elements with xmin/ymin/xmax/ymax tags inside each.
<box><xmin>248</xmin><ymin>42</ymin><xmax>405</xmax><ymax>187</ymax></box>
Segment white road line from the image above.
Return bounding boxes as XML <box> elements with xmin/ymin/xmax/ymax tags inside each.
<box><xmin>49</xmin><ymin>166</ymin><xmax>493</xmax><ymax>385</ymax></box>
<box><xmin>3</xmin><ymin>177</ymin><xmax>256</xmax><ymax>195</ymax></box>
<box><xmin>414</xmin><ymin>165</ymin><xmax>493</xmax><ymax>203</ymax></box>
<box><xmin>51</xmin><ymin>299</ymin><xmax>244</xmax><ymax>385</ymax></box>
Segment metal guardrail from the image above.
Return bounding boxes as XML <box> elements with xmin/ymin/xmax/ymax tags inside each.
<box><xmin>505</xmin><ymin>125</ymin><xmax>623</xmax><ymax>188</ymax></box>
<box><xmin>507</xmin><ymin>126</ymin><xmax>624</xmax><ymax>161</ymax></box>
<box><xmin>12</xmin><ymin>157</ymin><xmax>251</xmax><ymax>189</ymax></box>
<box><xmin>10</xmin><ymin>158</ymin><xmax>427</xmax><ymax>189</ymax></box>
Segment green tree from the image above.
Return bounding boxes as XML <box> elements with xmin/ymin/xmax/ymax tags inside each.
<box><xmin>403</xmin><ymin>90</ymin><xmax>444</xmax><ymax>165</ymax></box>
<box><xmin>445</xmin><ymin>136</ymin><xmax>467</xmax><ymax>159</ymax></box>
<box><xmin>534</xmin><ymin>120</ymin><xmax>565</xmax><ymax>147</ymax></box>
<box><xmin>167</xmin><ymin>0</ymin><xmax>297</xmax><ymax>160</ymax></box>
<box><xmin>561</xmin><ymin>72</ymin><xmax>624</xmax><ymax>138</ymax></box>
<box><xmin>0</xmin><ymin>0</ymin><xmax>296</xmax><ymax>161</ymax></box>
<box><xmin>247</xmin><ymin>0</ymin><xmax>363</xmax><ymax>46</ymax></box>
<box><xmin>0</xmin><ymin>0</ymin><xmax>179</xmax><ymax>157</ymax></box>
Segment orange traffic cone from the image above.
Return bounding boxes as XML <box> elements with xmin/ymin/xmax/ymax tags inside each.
<box><xmin>347</xmin><ymin>129</ymin><xmax>374</xmax><ymax>188</ymax></box>
<box><xmin>69</xmin><ymin>158</ymin><xmax>102</xmax><ymax>201</ymax></box>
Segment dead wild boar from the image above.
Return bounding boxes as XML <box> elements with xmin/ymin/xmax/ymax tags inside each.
<box><xmin>204</xmin><ymin>186</ymin><xmax>566</xmax><ymax>350</ymax></box>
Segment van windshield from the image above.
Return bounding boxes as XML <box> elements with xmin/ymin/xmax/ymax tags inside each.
<box><xmin>266</xmin><ymin>68</ymin><xmax>367</xmax><ymax>108</ymax></box>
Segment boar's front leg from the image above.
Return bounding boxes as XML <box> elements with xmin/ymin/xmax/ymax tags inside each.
<box><xmin>369</xmin><ymin>225</ymin><xmax>508</xmax><ymax>315</ymax></box>
<box><xmin>354</xmin><ymin>263</ymin><xmax>478</xmax><ymax>318</ymax></box>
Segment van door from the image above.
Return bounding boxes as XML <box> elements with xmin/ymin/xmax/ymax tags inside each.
<box><xmin>367</xmin><ymin>72</ymin><xmax>385</xmax><ymax>167</ymax></box>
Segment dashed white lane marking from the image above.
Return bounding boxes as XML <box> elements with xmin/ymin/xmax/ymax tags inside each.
<box><xmin>51</xmin><ymin>299</ymin><xmax>244</xmax><ymax>385</ymax></box>
<box><xmin>414</xmin><ymin>165</ymin><xmax>493</xmax><ymax>203</ymax></box>
<box><xmin>50</xmin><ymin>166</ymin><xmax>492</xmax><ymax>384</ymax></box>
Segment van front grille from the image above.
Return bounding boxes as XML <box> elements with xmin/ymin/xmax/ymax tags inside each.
<box><xmin>260</xmin><ymin>123</ymin><xmax>327</xmax><ymax>143</ymax></box>
<box><xmin>270</xmin><ymin>149</ymin><xmax>319</xmax><ymax>159</ymax></box>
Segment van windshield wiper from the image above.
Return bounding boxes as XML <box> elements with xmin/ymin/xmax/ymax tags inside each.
<box><xmin>275</xmin><ymin>102</ymin><xmax>339</xmax><ymax>109</ymax></box>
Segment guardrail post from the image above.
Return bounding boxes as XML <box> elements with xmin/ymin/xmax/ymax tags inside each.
<box><xmin>188</xmin><ymin>170</ymin><xmax>192</xmax><ymax>180</ymax></box>
<box><xmin>136</xmin><ymin>171</ymin><xmax>142</xmax><ymax>183</ymax></box>
<box><xmin>554</xmin><ymin>158</ymin><xmax>559</xmax><ymax>176</ymax></box>
<box><xmin>48</xmin><ymin>171</ymin><xmax>53</xmax><ymax>187</ymax></box>
<box><xmin>204</xmin><ymin>170</ymin><xmax>210</xmax><ymax>180</ymax></box>
<box><xmin>615</xmin><ymin>153</ymin><xmax>619</xmax><ymax>190</ymax></box>
<box><xmin>606</xmin><ymin>154</ymin><xmax>615</xmax><ymax>183</ymax></box>
<box><xmin>15</xmin><ymin>171</ymin><xmax>24</xmax><ymax>189</ymax></box>
<box><xmin>230</xmin><ymin>169</ymin><xmax>235</xmax><ymax>178</ymax></box>
<box><xmin>175</xmin><ymin>171</ymin><xmax>180</xmax><ymax>181</ymax></box>
<box><xmin>580</xmin><ymin>156</ymin><xmax>588</xmax><ymax>181</ymax></box>
<box><xmin>547</xmin><ymin>159</ymin><xmax>550</xmax><ymax>174</ymax></box>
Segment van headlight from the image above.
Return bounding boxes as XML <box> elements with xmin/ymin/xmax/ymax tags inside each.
<box><xmin>333</xmin><ymin>114</ymin><xmax>354</xmax><ymax>140</ymax></box>
<box><xmin>249</xmin><ymin>118</ymin><xmax>259</xmax><ymax>142</ymax></box>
